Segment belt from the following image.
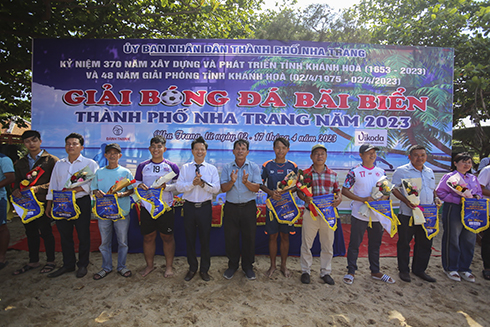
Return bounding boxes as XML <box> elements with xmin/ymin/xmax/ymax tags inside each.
<box><xmin>226</xmin><ymin>200</ymin><xmax>255</xmax><ymax>207</ymax></box>
<box><xmin>185</xmin><ymin>200</ymin><xmax>211</xmax><ymax>208</ymax></box>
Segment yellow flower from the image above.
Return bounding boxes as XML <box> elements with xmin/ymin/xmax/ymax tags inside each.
<box><xmin>455</xmin><ymin>186</ymin><xmax>462</xmax><ymax>191</ymax></box>
<box><xmin>287</xmin><ymin>179</ymin><xmax>295</xmax><ymax>187</ymax></box>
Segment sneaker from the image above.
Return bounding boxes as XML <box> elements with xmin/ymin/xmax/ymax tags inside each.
<box><xmin>243</xmin><ymin>269</ymin><xmax>256</xmax><ymax>280</ymax></box>
<box><xmin>301</xmin><ymin>273</ymin><xmax>310</xmax><ymax>284</ymax></box>
<box><xmin>223</xmin><ymin>268</ymin><xmax>236</xmax><ymax>280</ymax></box>
<box><xmin>322</xmin><ymin>274</ymin><xmax>335</xmax><ymax>285</ymax></box>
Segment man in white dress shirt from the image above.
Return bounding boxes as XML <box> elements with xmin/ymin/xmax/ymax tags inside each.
<box><xmin>46</xmin><ymin>133</ymin><xmax>98</xmax><ymax>278</ymax></box>
<box><xmin>176</xmin><ymin>136</ymin><xmax>220</xmax><ymax>282</ymax></box>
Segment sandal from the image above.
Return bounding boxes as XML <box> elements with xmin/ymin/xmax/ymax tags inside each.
<box><xmin>13</xmin><ymin>264</ymin><xmax>39</xmax><ymax>275</ymax></box>
<box><xmin>343</xmin><ymin>274</ymin><xmax>354</xmax><ymax>285</ymax></box>
<box><xmin>93</xmin><ymin>269</ymin><xmax>112</xmax><ymax>280</ymax></box>
<box><xmin>118</xmin><ymin>268</ymin><xmax>132</xmax><ymax>278</ymax></box>
<box><xmin>460</xmin><ymin>271</ymin><xmax>475</xmax><ymax>283</ymax></box>
<box><xmin>483</xmin><ymin>270</ymin><xmax>490</xmax><ymax>280</ymax></box>
<box><xmin>372</xmin><ymin>274</ymin><xmax>395</xmax><ymax>284</ymax></box>
<box><xmin>40</xmin><ymin>263</ymin><xmax>56</xmax><ymax>274</ymax></box>
<box><xmin>445</xmin><ymin>271</ymin><xmax>461</xmax><ymax>282</ymax></box>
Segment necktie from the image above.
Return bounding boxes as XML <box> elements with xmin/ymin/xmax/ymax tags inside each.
<box><xmin>195</xmin><ymin>164</ymin><xmax>203</xmax><ymax>174</ymax></box>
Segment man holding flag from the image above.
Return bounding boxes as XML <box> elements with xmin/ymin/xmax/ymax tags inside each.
<box><xmin>391</xmin><ymin>145</ymin><xmax>439</xmax><ymax>283</ymax></box>
<box><xmin>297</xmin><ymin>144</ymin><xmax>341</xmax><ymax>285</ymax></box>
<box><xmin>342</xmin><ymin>144</ymin><xmax>395</xmax><ymax>285</ymax></box>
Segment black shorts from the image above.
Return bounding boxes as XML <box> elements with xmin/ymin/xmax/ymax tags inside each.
<box><xmin>140</xmin><ymin>206</ymin><xmax>174</xmax><ymax>235</ymax></box>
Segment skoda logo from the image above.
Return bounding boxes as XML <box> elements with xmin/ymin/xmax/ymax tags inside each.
<box><xmin>113</xmin><ymin>125</ymin><xmax>123</xmax><ymax>136</ymax></box>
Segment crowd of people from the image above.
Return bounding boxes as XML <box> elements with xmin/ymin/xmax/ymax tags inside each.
<box><xmin>0</xmin><ymin>130</ymin><xmax>489</xmax><ymax>285</ymax></box>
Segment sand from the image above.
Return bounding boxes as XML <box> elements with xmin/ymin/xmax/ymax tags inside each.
<box><xmin>1</xmin><ymin>216</ymin><xmax>489</xmax><ymax>327</ymax></box>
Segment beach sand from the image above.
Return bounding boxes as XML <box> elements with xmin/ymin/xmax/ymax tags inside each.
<box><xmin>1</xmin><ymin>217</ymin><xmax>489</xmax><ymax>327</ymax></box>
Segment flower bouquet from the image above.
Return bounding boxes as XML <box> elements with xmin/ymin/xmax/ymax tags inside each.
<box><xmin>401</xmin><ymin>178</ymin><xmax>425</xmax><ymax>224</ymax></box>
<box><xmin>63</xmin><ymin>166</ymin><xmax>95</xmax><ymax>189</ymax></box>
<box><xmin>277</xmin><ymin>171</ymin><xmax>298</xmax><ymax>191</ymax></box>
<box><xmin>359</xmin><ymin>176</ymin><xmax>393</xmax><ymax>218</ymax></box>
<box><xmin>107</xmin><ymin>178</ymin><xmax>136</xmax><ymax>195</ymax></box>
<box><xmin>20</xmin><ymin>166</ymin><xmax>45</xmax><ymax>190</ymax></box>
<box><xmin>296</xmin><ymin>169</ymin><xmax>318</xmax><ymax>216</ymax></box>
<box><xmin>446</xmin><ymin>174</ymin><xmax>473</xmax><ymax>198</ymax></box>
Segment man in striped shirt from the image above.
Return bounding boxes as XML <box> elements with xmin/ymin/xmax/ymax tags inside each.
<box><xmin>297</xmin><ymin>144</ymin><xmax>341</xmax><ymax>285</ymax></box>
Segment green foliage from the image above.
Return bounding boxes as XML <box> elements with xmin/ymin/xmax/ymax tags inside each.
<box><xmin>354</xmin><ymin>0</ymin><xmax>490</xmax><ymax>158</ymax></box>
<box><xmin>0</xmin><ymin>0</ymin><xmax>261</xmax><ymax>128</ymax></box>
<box><xmin>254</xmin><ymin>2</ymin><xmax>371</xmax><ymax>43</ymax></box>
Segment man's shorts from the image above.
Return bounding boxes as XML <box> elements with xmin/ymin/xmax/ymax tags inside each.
<box><xmin>140</xmin><ymin>206</ymin><xmax>174</xmax><ymax>235</ymax></box>
<box><xmin>0</xmin><ymin>198</ymin><xmax>6</xmax><ymax>225</ymax></box>
<box><xmin>265</xmin><ymin>208</ymin><xmax>295</xmax><ymax>235</ymax></box>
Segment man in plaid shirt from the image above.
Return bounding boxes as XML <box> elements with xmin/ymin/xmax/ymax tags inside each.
<box><xmin>297</xmin><ymin>144</ymin><xmax>341</xmax><ymax>285</ymax></box>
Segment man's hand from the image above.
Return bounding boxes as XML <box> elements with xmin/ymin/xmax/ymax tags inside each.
<box><xmin>156</xmin><ymin>182</ymin><xmax>166</xmax><ymax>190</ymax></box>
<box><xmin>94</xmin><ymin>190</ymin><xmax>106</xmax><ymax>198</ymax></box>
<box><xmin>193</xmin><ymin>173</ymin><xmax>204</xmax><ymax>187</ymax></box>
<box><xmin>12</xmin><ymin>188</ymin><xmax>22</xmax><ymax>198</ymax></box>
<box><xmin>138</xmin><ymin>183</ymin><xmax>149</xmax><ymax>190</ymax></box>
<box><xmin>434</xmin><ymin>197</ymin><xmax>442</xmax><ymax>207</ymax></box>
<box><xmin>241</xmin><ymin>170</ymin><xmax>248</xmax><ymax>184</ymax></box>
<box><xmin>332</xmin><ymin>194</ymin><xmax>342</xmax><ymax>207</ymax></box>
<box><xmin>46</xmin><ymin>201</ymin><xmax>52</xmax><ymax>218</ymax></box>
<box><xmin>272</xmin><ymin>190</ymin><xmax>282</xmax><ymax>201</ymax></box>
<box><xmin>230</xmin><ymin>169</ymin><xmax>238</xmax><ymax>183</ymax></box>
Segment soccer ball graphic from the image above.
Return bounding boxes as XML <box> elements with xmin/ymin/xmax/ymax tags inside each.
<box><xmin>161</xmin><ymin>87</ymin><xmax>183</xmax><ymax>106</ymax></box>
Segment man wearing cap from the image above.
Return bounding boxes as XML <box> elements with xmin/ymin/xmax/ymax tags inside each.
<box><xmin>297</xmin><ymin>144</ymin><xmax>342</xmax><ymax>285</ymax></box>
<box><xmin>391</xmin><ymin>144</ymin><xmax>439</xmax><ymax>283</ymax></box>
<box><xmin>135</xmin><ymin>135</ymin><xmax>179</xmax><ymax>278</ymax></box>
<box><xmin>176</xmin><ymin>136</ymin><xmax>220</xmax><ymax>282</ymax></box>
<box><xmin>220</xmin><ymin>139</ymin><xmax>261</xmax><ymax>280</ymax></box>
<box><xmin>341</xmin><ymin>144</ymin><xmax>395</xmax><ymax>285</ymax></box>
<box><xmin>12</xmin><ymin>130</ymin><xmax>58</xmax><ymax>275</ymax></box>
<box><xmin>92</xmin><ymin>143</ymin><xmax>134</xmax><ymax>280</ymax></box>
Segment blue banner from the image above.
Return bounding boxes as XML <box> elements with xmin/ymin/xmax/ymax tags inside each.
<box><xmin>32</xmin><ymin>39</ymin><xmax>454</xmax><ymax>173</ymax></box>
<box><xmin>266</xmin><ymin>191</ymin><xmax>300</xmax><ymax>224</ymax></box>
<box><xmin>93</xmin><ymin>194</ymin><xmax>124</xmax><ymax>221</ymax></box>
<box><xmin>419</xmin><ymin>204</ymin><xmax>439</xmax><ymax>240</ymax></box>
<box><xmin>461</xmin><ymin>198</ymin><xmax>489</xmax><ymax>233</ymax></box>
<box><xmin>10</xmin><ymin>189</ymin><xmax>44</xmax><ymax>224</ymax></box>
<box><xmin>51</xmin><ymin>190</ymin><xmax>80</xmax><ymax>220</ymax></box>
<box><xmin>134</xmin><ymin>188</ymin><xmax>169</xmax><ymax>219</ymax></box>
<box><xmin>310</xmin><ymin>193</ymin><xmax>338</xmax><ymax>230</ymax></box>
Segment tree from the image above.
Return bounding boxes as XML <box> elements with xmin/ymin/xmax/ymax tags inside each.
<box><xmin>354</xmin><ymin>0</ymin><xmax>490</xmax><ymax>159</ymax></box>
<box><xmin>0</xmin><ymin>0</ymin><xmax>261</xmax><ymax>128</ymax></box>
<box><xmin>255</xmin><ymin>3</ymin><xmax>371</xmax><ymax>43</ymax></box>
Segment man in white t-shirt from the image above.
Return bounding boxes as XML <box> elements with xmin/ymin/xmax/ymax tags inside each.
<box><xmin>341</xmin><ymin>144</ymin><xmax>395</xmax><ymax>285</ymax></box>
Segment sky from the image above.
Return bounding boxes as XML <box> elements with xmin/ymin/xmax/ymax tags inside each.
<box><xmin>261</xmin><ymin>0</ymin><xmax>361</xmax><ymax>11</ymax></box>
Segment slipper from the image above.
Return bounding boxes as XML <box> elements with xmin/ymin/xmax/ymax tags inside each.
<box><xmin>483</xmin><ymin>270</ymin><xmax>490</xmax><ymax>280</ymax></box>
<box><xmin>40</xmin><ymin>263</ymin><xmax>56</xmax><ymax>274</ymax></box>
<box><xmin>460</xmin><ymin>271</ymin><xmax>475</xmax><ymax>283</ymax></box>
<box><xmin>93</xmin><ymin>269</ymin><xmax>112</xmax><ymax>280</ymax></box>
<box><xmin>445</xmin><ymin>271</ymin><xmax>461</xmax><ymax>282</ymax></box>
<box><xmin>13</xmin><ymin>264</ymin><xmax>39</xmax><ymax>275</ymax></box>
<box><xmin>0</xmin><ymin>261</ymin><xmax>8</xmax><ymax>270</ymax></box>
<box><xmin>343</xmin><ymin>274</ymin><xmax>354</xmax><ymax>285</ymax></box>
<box><xmin>118</xmin><ymin>268</ymin><xmax>132</xmax><ymax>278</ymax></box>
<box><xmin>372</xmin><ymin>274</ymin><xmax>395</xmax><ymax>284</ymax></box>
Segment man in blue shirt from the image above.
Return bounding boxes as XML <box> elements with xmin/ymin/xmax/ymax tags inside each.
<box><xmin>392</xmin><ymin>145</ymin><xmax>440</xmax><ymax>283</ymax></box>
<box><xmin>92</xmin><ymin>143</ymin><xmax>134</xmax><ymax>280</ymax></box>
<box><xmin>0</xmin><ymin>153</ymin><xmax>15</xmax><ymax>269</ymax></box>
<box><xmin>221</xmin><ymin>139</ymin><xmax>261</xmax><ymax>280</ymax></box>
